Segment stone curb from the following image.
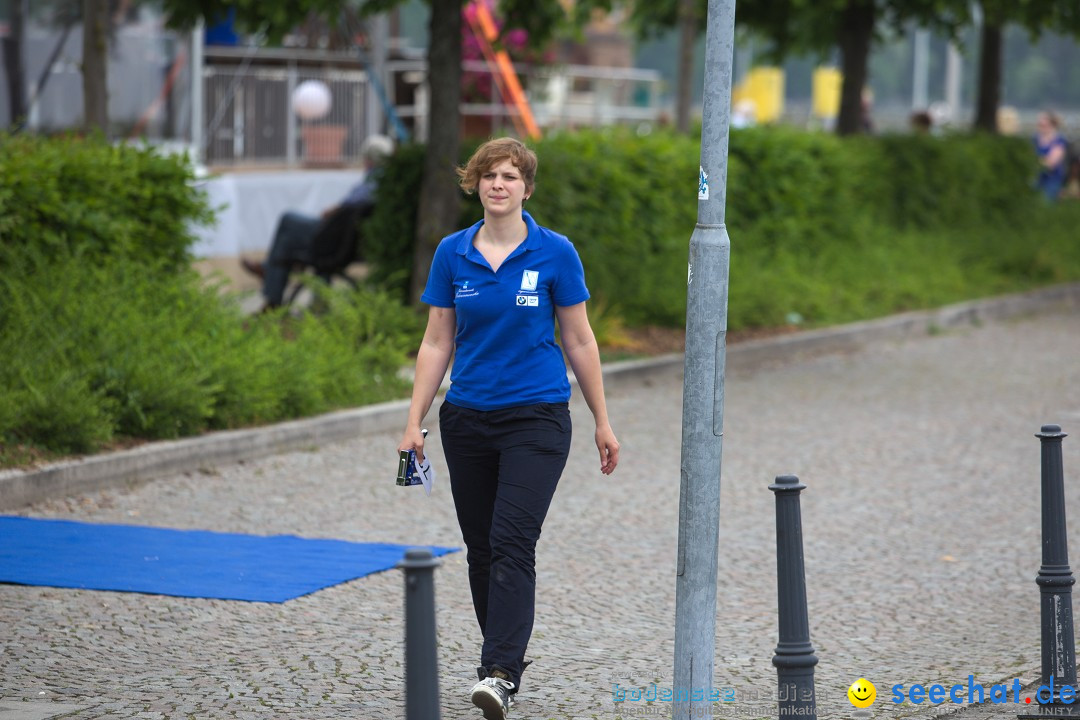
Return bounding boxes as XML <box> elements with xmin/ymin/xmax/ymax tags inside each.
<box><xmin>2</xmin><ymin>281</ymin><xmax>1078</xmax><ymax>510</ymax></box>
<box><xmin>725</xmin><ymin>280</ymin><xmax>1080</xmax><ymax>372</ymax></box>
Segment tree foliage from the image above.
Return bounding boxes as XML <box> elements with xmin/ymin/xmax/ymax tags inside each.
<box><xmin>732</xmin><ymin>0</ymin><xmax>970</xmax><ymax>134</ymax></box>
<box><xmin>615</xmin><ymin>0</ymin><xmax>1080</xmax><ymax>135</ymax></box>
<box><xmin>593</xmin><ymin>0</ymin><xmax>971</xmax><ymax>134</ymax></box>
<box><xmin>972</xmin><ymin>0</ymin><xmax>1080</xmax><ymax>131</ymax></box>
<box><xmin>160</xmin><ymin>0</ymin><xmax>349</xmax><ymax>43</ymax></box>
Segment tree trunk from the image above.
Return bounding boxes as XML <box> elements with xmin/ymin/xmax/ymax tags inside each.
<box><xmin>82</xmin><ymin>0</ymin><xmax>109</xmax><ymax>134</ymax></box>
<box><xmin>973</xmin><ymin>21</ymin><xmax>1002</xmax><ymax>133</ymax></box>
<box><xmin>3</xmin><ymin>0</ymin><xmax>26</xmax><ymax>128</ymax></box>
<box><xmin>675</xmin><ymin>0</ymin><xmax>696</xmax><ymax>134</ymax></box>
<box><xmin>835</xmin><ymin>0</ymin><xmax>875</xmax><ymax>136</ymax></box>
<box><xmin>409</xmin><ymin>0</ymin><xmax>463</xmax><ymax>304</ymax></box>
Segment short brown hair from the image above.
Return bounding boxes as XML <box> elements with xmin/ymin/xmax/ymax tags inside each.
<box><xmin>1041</xmin><ymin>111</ymin><xmax>1062</xmax><ymax>130</ymax></box>
<box><xmin>457</xmin><ymin>137</ymin><xmax>538</xmax><ymax>195</ymax></box>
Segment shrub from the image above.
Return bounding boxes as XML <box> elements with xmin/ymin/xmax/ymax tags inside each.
<box><xmin>0</xmin><ymin>134</ymin><xmax>425</xmax><ymax>459</ymax></box>
<box><xmin>0</xmin><ymin>133</ymin><xmax>213</xmax><ymax>271</ymax></box>
<box><xmin>364</xmin><ymin>126</ymin><xmax>1070</xmax><ymax>330</ymax></box>
<box><xmin>0</xmin><ymin>250</ymin><xmax>420</xmax><ymax>455</ymax></box>
<box><xmin>6</xmin><ymin>128</ymin><xmax>1078</xmax><ymax>461</ymax></box>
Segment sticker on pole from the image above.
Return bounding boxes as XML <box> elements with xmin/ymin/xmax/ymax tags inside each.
<box><xmin>698</xmin><ymin>166</ymin><xmax>709</xmax><ymax>200</ymax></box>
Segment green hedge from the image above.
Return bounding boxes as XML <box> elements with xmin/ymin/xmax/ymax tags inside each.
<box><xmin>0</xmin><ymin>133</ymin><xmax>214</xmax><ymax>272</ymax></box>
<box><xmin>0</xmin><ymin>136</ymin><xmax>421</xmax><ymax>461</ymax></box>
<box><xmin>5</xmin><ymin>130</ymin><xmax>1079</xmax><ymax>462</ymax></box>
<box><xmin>0</xmin><ymin>249</ymin><xmax>420</xmax><ymax>456</ymax></box>
<box><xmin>365</xmin><ymin>127</ymin><xmax>1080</xmax><ymax>329</ymax></box>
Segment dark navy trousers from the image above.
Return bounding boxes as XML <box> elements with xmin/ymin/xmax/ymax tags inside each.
<box><xmin>439</xmin><ymin>400</ymin><xmax>572</xmax><ymax>692</ymax></box>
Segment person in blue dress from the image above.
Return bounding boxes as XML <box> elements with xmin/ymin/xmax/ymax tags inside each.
<box><xmin>1034</xmin><ymin>111</ymin><xmax>1068</xmax><ymax>202</ymax></box>
<box><xmin>398</xmin><ymin>137</ymin><xmax>620</xmax><ymax>719</ymax></box>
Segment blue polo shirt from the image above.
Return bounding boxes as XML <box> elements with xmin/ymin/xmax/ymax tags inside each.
<box><xmin>421</xmin><ymin>211</ymin><xmax>590</xmax><ymax>411</ymax></box>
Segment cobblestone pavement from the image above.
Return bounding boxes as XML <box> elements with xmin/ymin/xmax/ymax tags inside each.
<box><xmin>4</xmin><ymin>311</ymin><xmax>1080</xmax><ymax>720</ymax></box>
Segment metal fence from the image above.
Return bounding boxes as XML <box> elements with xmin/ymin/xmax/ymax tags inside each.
<box><xmin>199</xmin><ymin>56</ymin><xmax>664</xmax><ymax>168</ymax></box>
<box><xmin>202</xmin><ymin>65</ymin><xmax>372</xmax><ymax>168</ymax></box>
<box><xmin>530</xmin><ymin>63</ymin><xmax>663</xmax><ymax>128</ymax></box>
<box><xmin>388</xmin><ymin>58</ymin><xmax>664</xmax><ymax>139</ymax></box>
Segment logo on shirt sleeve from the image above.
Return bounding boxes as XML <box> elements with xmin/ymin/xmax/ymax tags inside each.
<box><xmin>520</xmin><ymin>270</ymin><xmax>539</xmax><ymax>292</ymax></box>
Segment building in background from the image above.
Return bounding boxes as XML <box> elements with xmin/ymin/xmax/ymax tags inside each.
<box><xmin>0</xmin><ymin>1</ymin><xmax>661</xmax><ymax>169</ymax></box>
<box><xmin>634</xmin><ymin>21</ymin><xmax>1080</xmax><ymax>132</ymax></box>
<box><xmin>1</xmin><ymin>2</ymin><xmax>1077</xmax><ymax>162</ymax></box>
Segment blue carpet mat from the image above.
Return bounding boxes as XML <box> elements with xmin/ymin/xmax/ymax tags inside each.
<box><xmin>0</xmin><ymin>516</ymin><xmax>457</xmax><ymax>603</ymax></box>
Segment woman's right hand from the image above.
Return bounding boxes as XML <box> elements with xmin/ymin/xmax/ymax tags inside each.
<box><xmin>398</xmin><ymin>426</ymin><xmax>427</xmax><ymax>464</ymax></box>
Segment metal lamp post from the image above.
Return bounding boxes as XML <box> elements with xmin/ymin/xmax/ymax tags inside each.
<box><xmin>673</xmin><ymin>0</ymin><xmax>737</xmax><ymax>718</ymax></box>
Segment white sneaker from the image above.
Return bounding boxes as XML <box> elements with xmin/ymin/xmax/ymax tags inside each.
<box><xmin>470</xmin><ymin>674</ymin><xmax>515</xmax><ymax>719</ymax></box>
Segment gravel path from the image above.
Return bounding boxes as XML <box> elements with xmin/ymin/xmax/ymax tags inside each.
<box><xmin>3</xmin><ymin>310</ymin><xmax>1080</xmax><ymax>720</ymax></box>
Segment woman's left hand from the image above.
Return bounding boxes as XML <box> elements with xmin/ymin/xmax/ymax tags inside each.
<box><xmin>595</xmin><ymin>424</ymin><xmax>620</xmax><ymax>475</ymax></box>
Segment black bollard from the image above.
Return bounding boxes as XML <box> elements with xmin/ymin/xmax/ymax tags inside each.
<box><xmin>399</xmin><ymin>548</ymin><xmax>442</xmax><ymax>720</ymax></box>
<box><xmin>1021</xmin><ymin>425</ymin><xmax>1079</xmax><ymax>717</ymax></box>
<box><xmin>770</xmin><ymin>475</ymin><xmax>818</xmax><ymax>720</ymax></box>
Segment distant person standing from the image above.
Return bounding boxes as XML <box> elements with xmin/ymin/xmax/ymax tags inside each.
<box><xmin>859</xmin><ymin>88</ymin><xmax>875</xmax><ymax>134</ymax></box>
<box><xmin>1034</xmin><ymin>111</ymin><xmax>1068</xmax><ymax>202</ymax></box>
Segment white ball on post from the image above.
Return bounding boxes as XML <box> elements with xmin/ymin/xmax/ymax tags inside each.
<box><xmin>292</xmin><ymin>80</ymin><xmax>332</xmax><ymax>120</ymax></box>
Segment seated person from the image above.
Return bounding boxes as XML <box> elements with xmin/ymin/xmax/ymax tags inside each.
<box><xmin>241</xmin><ymin>134</ymin><xmax>394</xmax><ymax>309</ymax></box>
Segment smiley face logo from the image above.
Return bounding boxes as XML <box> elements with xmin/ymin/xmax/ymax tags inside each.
<box><xmin>847</xmin><ymin>678</ymin><xmax>876</xmax><ymax>708</ymax></box>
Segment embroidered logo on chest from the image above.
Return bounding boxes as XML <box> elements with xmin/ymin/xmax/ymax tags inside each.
<box><xmin>520</xmin><ymin>270</ymin><xmax>539</xmax><ymax>292</ymax></box>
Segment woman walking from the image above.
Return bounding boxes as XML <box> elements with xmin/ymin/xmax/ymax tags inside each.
<box><xmin>398</xmin><ymin>137</ymin><xmax>619</xmax><ymax>719</ymax></box>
